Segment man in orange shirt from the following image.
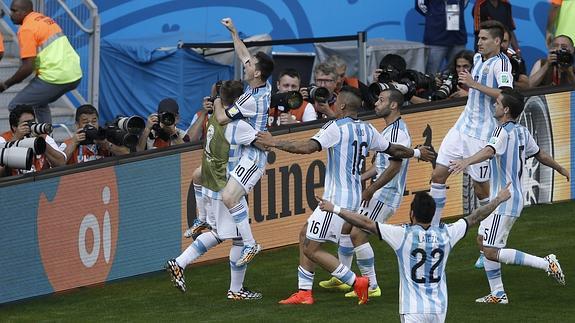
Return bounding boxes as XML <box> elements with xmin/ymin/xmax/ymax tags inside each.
<box><xmin>0</xmin><ymin>0</ymin><xmax>82</xmax><ymax>124</ymax></box>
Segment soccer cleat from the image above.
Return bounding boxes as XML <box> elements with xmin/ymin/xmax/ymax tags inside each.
<box><xmin>318</xmin><ymin>277</ymin><xmax>352</xmax><ymax>292</ymax></box>
<box><xmin>278</xmin><ymin>290</ymin><xmax>314</xmax><ymax>305</ymax></box>
<box><xmin>474</xmin><ymin>253</ymin><xmax>485</xmax><ymax>269</ymax></box>
<box><xmin>475</xmin><ymin>292</ymin><xmax>508</xmax><ymax>304</ymax></box>
<box><xmin>184</xmin><ymin>219</ymin><xmax>212</xmax><ymax>239</ymax></box>
<box><xmin>545</xmin><ymin>254</ymin><xmax>565</xmax><ymax>285</ymax></box>
<box><xmin>227</xmin><ymin>288</ymin><xmax>263</xmax><ymax>300</ymax></box>
<box><xmin>165</xmin><ymin>259</ymin><xmax>186</xmax><ymax>293</ymax></box>
<box><xmin>236</xmin><ymin>243</ymin><xmax>262</xmax><ymax>266</ymax></box>
<box><xmin>353</xmin><ymin>276</ymin><xmax>370</xmax><ymax>305</ymax></box>
<box><xmin>345</xmin><ymin>286</ymin><xmax>381</xmax><ymax>298</ymax></box>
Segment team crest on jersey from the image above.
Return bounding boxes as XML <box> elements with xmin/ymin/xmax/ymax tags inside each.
<box><xmin>482</xmin><ymin>67</ymin><xmax>489</xmax><ymax>75</ymax></box>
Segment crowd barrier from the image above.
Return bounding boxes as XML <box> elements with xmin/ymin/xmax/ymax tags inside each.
<box><xmin>0</xmin><ymin>86</ymin><xmax>573</xmax><ymax>304</ymax></box>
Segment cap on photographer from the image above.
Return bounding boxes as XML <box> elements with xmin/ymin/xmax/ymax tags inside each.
<box><xmin>268</xmin><ymin>68</ymin><xmax>317</xmax><ymax>127</ymax></box>
<box><xmin>59</xmin><ymin>104</ymin><xmax>129</xmax><ymax>164</ymax></box>
<box><xmin>529</xmin><ymin>34</ymin><xmax>575</xmax><ymax>87</ymax></box>
<box><xmin>1</xmin><ymin>104</ymin><xmax>65</xmax><ymax>174</ymax></box>
<box><xmin>137</xmin><ymin>98</ymin><xmax>190</xmax><ymax>151</ymax></box>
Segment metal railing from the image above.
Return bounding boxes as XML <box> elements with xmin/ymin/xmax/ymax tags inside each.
<box><xmin>1</xmin><ymin>0</ymin><xmax>100</xmax><ymax>109</ymax></box>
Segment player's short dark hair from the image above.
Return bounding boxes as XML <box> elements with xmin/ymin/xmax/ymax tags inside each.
<box><xmin>278</xmin><ymin>68</ymin><xmax>301</xmax><ymax>81</ymax></box>
<box><xmin>339</xmin><ymin>85</ymin><xmax>362</xmax><ymax>111</ymax></box>
<box><xmin>9</xmin><ymin>105</ymin><xmax>35</xmax><ymax>129</ymax></box>
<box><xmin>500</xmin><ymin>88</ymin><xmax>525</xmax><ymax>119</ymax></box>
<box><xmin>384</xmin><ymin>88</ymin><xmax>404</xmax><ymax>107</ymax></box>
<box><xmin>75</xmin><ymin>104</ymin><xmax>99</xmax><ymax>122</ymax></box>
<box><xmin>479</xmin><ymin>20</ymin><xmax>505</xmax><ymax>42</ymax></box>
<box><xmin>255</xmin><ymin>51</ymin><xmax>274</xmax><ymax>82</ymax></box>
<box><xmin>411</xmin><ymin>192</ymin><xmax>436</xmax><ymax>224</ymax></box>
<box><xmin>220</xmin><ymin>80</ymin><xmax>245</xmax><ymax>106</ymax></box>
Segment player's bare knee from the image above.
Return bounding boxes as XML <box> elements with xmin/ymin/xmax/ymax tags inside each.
<box><xmin>192</xmin><ymin>167</ymin><xmax>202</xmax><ymax>185</ymax></box>
<box><xmin>431</xmin><ymin>165</ymin><xmax>449</xmax><ymax>184</ymax></box>
<box><xmin>302</xmin><ymin>240</ymin><xmax>319</xmax><ymax>262</ymax></box>
<box><xmin>350</xmin><ymin>227</ymin><xmax>368</xmax><ymax>247</ymax></box>
<box><xmin>476</xmin><ymin>235</ymin><xmax>484</xmax><ymax>250</ymax></box>
<box><xmin>341</xmin><ymin>222</ymin><xmax>352</xmax><ymax>235</ymax></box>
<box><xmin>483</xmin><ymin>247</ymin><xmax>499</xmax><ymax>261</ymax></box>
<box><xmin>299</xmin><ymin>224</ymin><xmax>308</xmax><ymax>243</ymax></box>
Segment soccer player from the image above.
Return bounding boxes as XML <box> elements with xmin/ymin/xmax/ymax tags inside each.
<box><xmin>256</xmin><ymin>86</ymin><xmax>435</xmax><ymax>305</ymax></box>
<box><xmin>213</xmin><ymin>18</ymin><xmax>274</xmax><ymax>266</ymax></box>
<box><xmin>449</xmin><ymin>88</ymin><xmax>568</xmax><ymax>304</ymax></box>
<box><xmin>430</xmin><ymin>20</ymin><xmax>513</xmax><ymax>225</ymax></box>
<box><xmin>166</xmin><ymin>81</ymin><xmax>262</xmax><ymax>300</ymax></box>
<box><xmin>317</xmin><ymin>186</ymin><xmax>512</xmax><ymax>323</ymax></box>
<box><xmin>319</xmin><ymin>88</ymin><xmax>411</xmax><ymax>297</ymax></box>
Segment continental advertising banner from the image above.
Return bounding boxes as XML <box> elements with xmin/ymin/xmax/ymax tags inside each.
<box><xmin>0</xmin><ymin>91</ymin><xmax>572</xmax><ymax>303</ymax></box>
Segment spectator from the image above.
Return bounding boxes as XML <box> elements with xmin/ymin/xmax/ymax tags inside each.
<box><xmin>546</xmin><ymin>0</ymin><xmax>575</xmax><ymax>48</ymax></box>
<box><xmin>0</xmin><ymin>0</ymin><xmax>82</xmax><ymax>124</ymax></box>
<box><xmin>529</xmin><ymin>35</ymin><xmax>575</xmax><ymax>87</ymax></box>
<box><xmin>501</xmin><ymin>28</ymin><xmax>529</xmax><ymax>89</ymax></box>
<box><xmin>187</xmin><ymin>81</ymin><xmax>220</xmax><ymax>143</ymax></box>
<box><xmin>447</xmin><ymin>49</ymin><xmax>474</xmax><ymax>98</ymax></box>
<box><xmin>302</xmin><ymin>63</ymin><xmax>339</xmax><ymax>118</ymax></box>
<box><xmin>59</xmin><ymin>104</ymin><xmax>129</xmax><ymax>164</ymax></box>
<box><xmin>137</xmin><ymin>98</ymin><xmax>190</xmax><ymax>151</ymax></box>
<box><xmin>1</xmin><ymin>104</ymin><xmax>65</xmax><ymax>174</ymax></box>
<box><xmin>416</xmin><ymin>0</ymin><xmax>470</xmax><ymax>75</ymax></box>
<box><xmin>325</xmin><ymin>55</ymin><xmax>372</xmax><ymax>109</ymax></box>
<box><xmin>268</xmin><ymin>68</ymin><xmax>317</xmax><ymax>127</ymax></box>
<box><xmin>473</xmin><ymin>0</ymin><xmax>520</xmax><ymax>54</ymax></box>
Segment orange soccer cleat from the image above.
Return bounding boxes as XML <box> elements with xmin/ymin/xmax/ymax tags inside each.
<box><xmin>278</xmin><ymin>290</ymin><xmax>314</xmax><ymax>305</ymax></box>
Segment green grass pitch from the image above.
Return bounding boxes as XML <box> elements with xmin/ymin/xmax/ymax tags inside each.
<box><xmin>2</xmin><ymin>201</ymin><xmax>574</xmax><ymax>322</ymax></box>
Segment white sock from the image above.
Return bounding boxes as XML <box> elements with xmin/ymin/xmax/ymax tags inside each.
<box><xmin>298</xmin><ymin>266</ymin><xmax>314</xmax><ymax>290</ymax></box>
<box><xmin>338</xmin><ymin>234</ymin><xmax>354</xmax><ymax>269</ymax></box>
<box><xmin>484</xmin><ymin>258</ymin><xmax>504</xmax><ymax>294</ymax></box>
<box><xmin>229</xmin><ymin>239</ymin><xmax>246</xmax><ymax>292</ymax></box>
<box><xmin>229</xmin><ymin>201</ymin><xmax>255</xmax><ymax>246</ymax></box>
<box><xmin>194</xmin><ymin>184</ymin><xmax>207</xmax><ymax>222</ymax></box>
<box><xmin>176</xmin><ymin>231</ymin><xmax>220</xmax><ymax>268</ymax></box>
<box><xmin>355</xmin><ymin>243</ymin><xmax>378</xmax><ymax>289</ymax></box>
<box><xmin>331</xmin><ymin>263</ymin><xmax>356</xmax><ymax>286</ymax></box>
<box><xmin>430</xmin><ymin>183</ymin><xmax>446</xmax><ymax>226</ymax></box>
<box><xmin>498</xmin><ymin>248</ymin><xmax>548</xmax><ymax>270</ymax></box>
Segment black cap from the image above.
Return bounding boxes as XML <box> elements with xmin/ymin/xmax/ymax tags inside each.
<box><xmin>157</xmin><ymin>98</ymin><xmax>179</xmax><ymax>114</ymax></box>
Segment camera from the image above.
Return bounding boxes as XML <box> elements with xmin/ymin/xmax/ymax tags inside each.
<box><xmin>270</xmin><ymin>91</ymin><xmax>304</xmax><ymax>112</ymax></box>
<box><xmin>2</xmin><ymin>137</ymin><xmax>46</xmax><ymax>155</ymax></box>
<box><xmin>401</xmin><ymin>70</ymin><xmax>435</xmax><ymax>95</ymax></box>
<box><xmin>0</xmin><ymin>146</ymin><xmax>34</xmax><ymax>170</ymax></box>
<box><xmin>369</xmin><ymin>70</ymin><xmax>427</xmax><ymax>102</ymax></box>
<box><xmin>116</xmin><ymin>116</ymin><xmax>146</xmax><ymax>134</ymax></box>
<box><xmin>104</xmin><ymin>125</ymin><xmax>139</xmax><ymax>149</ymax></box>
<box><xmin>80</xmin><ymin>125</ymin><xmax>106</xmax><ymax>145</ymax></box>
<box><xmin>552</xmin><ymin>48</ymin><xmax>574</xmax><ymax>68</ymax></box>
<box><xmin>25</xmin><ymin>121</ymin><xmax>53</xmax><ymax>136</ymax></box>
<box><xmin>431</xmin><ymin>74</ymin><xmax>457</xmax><ymax>101</ymax></box>
<box><xmin>378</xmin><ymin>64</ymin><xmax>402</xmax><ymax>84</ymax></box>
<box><xmin>157</xmin><ymin>111</ymin><xmax>176</xmax><ymax>127</ymax></box>
<box><xmin>307</xmin><ymin>85</ymin><xmax>330</xmax><ymax>104</ymax></box>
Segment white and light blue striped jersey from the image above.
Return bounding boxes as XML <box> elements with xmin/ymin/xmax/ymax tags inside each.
<box><xmin>312</xmin><ymin>117</ymin><xmax>390</xmax><ymax>211</ymax></box>
<box><xmin>202</xmin><ymin>120</ymin><xmax>257</xmax><ymax>200</ymax></box>
<box><xmin>454</xmin><ymin>53</ymin><xmax>513</xmax><ymax>141</ymax></box>
<box><xmin>377</xmin><ymin>219</ymin><xmax>468</xmax><ymax>315</ymax></box>
<box><xmin>487</xmin><ymin>121</ymin><xmax>539</xmax><ymax>217</ymax></box>
<box><xmin>373</xmin><ymin>117</ymin><xmax>411</xmax><ymax>210</ymax></box>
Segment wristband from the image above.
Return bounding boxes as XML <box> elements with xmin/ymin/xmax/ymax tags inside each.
<box><xmin>333</xmin><ymin>205</ymin><xmax>341</xmax><ymax>215</ymax></box>
<box><xmin>413</xmin><ymin>148</ymin><xmax>421</xmax><ymax>158</ymax></box>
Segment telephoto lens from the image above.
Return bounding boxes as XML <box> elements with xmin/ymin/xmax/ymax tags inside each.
<box><xmin>2</xmin><ymin>137</ymin><xmax>46</xmax><ymax>155</ymax></box>
<box><xmin>27</xmin><ymin>121</ymin><xmax>53</xmax><ymax>136</ymax></box>
<box><xmin>307</xmin><ymin>85</ymin><xmax>330</xmax><ymax>104</ymax></box>
<box><xmin>0</xmin><ymin>146</ymin><xmax>34</xmax><ymax>170</ymax></box>
<box><xmin>270</xmin><ymin>91</ymin><xmax>304</xmax><ymax>112</ymax></box>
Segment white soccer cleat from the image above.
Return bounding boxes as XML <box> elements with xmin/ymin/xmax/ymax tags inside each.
<box><xmin>545</xmin><ymin>254</ymin><xmax>565</xmax><ymax>285</ymax></box>
<box><xmin>475</xmin><ymin>292</ymin><xmax>508</xmax><ymax>304</ymax></box>
<box><xmin>236</xmin><ymin>243</ymin><xmax>262</xmax><ymax>266</ymax></box>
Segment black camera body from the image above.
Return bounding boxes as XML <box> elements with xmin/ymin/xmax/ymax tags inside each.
<box><xmin>270</xmin><ymin>91</ymin><xmax>304</xmax><ymax>112</ymax></box>
<box><xmin>378</xmin><ymin>65</ymin><xmax>402</xmax><ymax>84</ymax></box>
<box><xmin>431</xmin><ymin>74</ymin><xmax>457</xmax><ymax>101</ymax></box>
<box><xmin>158</xmin><ymin>111</ymin><xmax>176</xmax><ymax>127</ymax></box>
<box><xmin>552</xmin><ymin>48</ymin><xmax>574</xmax><ymax>67</ymax></box>
<box><xmin>307</xmin><ymin>85</ymin><xmax>330</xmax><ymax>104</ymax></box>
<box><xmin>80</xmin><ymin>124</ymin><xmax>106</xmax><ymax>145</ymax></box>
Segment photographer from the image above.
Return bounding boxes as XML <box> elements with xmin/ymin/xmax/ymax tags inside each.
<box><xmin>137</xmin><ymin>98</ymin><xmax>190</xmax><ymax>151</ymax></box>
<box><xmin>302</xmin><ymin>63</ymin><xmax>339</xmax><ymax>119</ymax></box>
<box><xmin>529</xmin><ymin>34</ymin><xmax>575</xmax><ymax>87</ymax></box>
<box><xmin>268</xmin><ymin>68</ymin><xmax>317</xmax><ymax>127</ymax></box>
<box><xmin>502</xmin><ymin>29</ymin><xmax>529</xmax><ymax>89</ymax></box>
<box><xmin>1</xmin><ymin>104</ymin><xmax>65</xmax><ymax>174</ymax></box>
<box><xmin>59</xmin><ymin>104</ymin><xmax>129</xmax><ymax>165</ymax></box>
<box><xmin>187</xmin><ymin>81</ymin><xmax>220</xmax><ymax>143</ymax></box>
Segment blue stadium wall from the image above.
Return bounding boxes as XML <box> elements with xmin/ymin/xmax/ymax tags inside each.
<box><xmin>0</xmin><ymin>88</ymin><xmax>573</xmax><ymax>304</ymax></box>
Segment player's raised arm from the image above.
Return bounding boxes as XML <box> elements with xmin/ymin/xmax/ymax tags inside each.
<box><xmin>464</xmin><ymin>183</ymin><xmax>511</xmax><ymax>227</ymax></box>
<box><xmin>256</xmin><ymin>131</ymin><xmax>320</xmax><ymax>154</ymax></box>
<box><xmin>221</xmin><ymin>18</ymin><xmax>251</xmax><ymax>67</ymax></box>
<box><xmin>317</xmin><ymin>197</ymin><xmax>378</xmax><ymax>234</ymax></box>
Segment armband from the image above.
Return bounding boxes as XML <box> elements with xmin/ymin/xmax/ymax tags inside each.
<box><xmin>333</xmin><ymin>205</ymin><xmax>341</xmax><ymax>215</ymax></box>
<box><xmin>413</xmin><ymin>148</ymin><xmax>421</xmax><ymax>158</ymax></box>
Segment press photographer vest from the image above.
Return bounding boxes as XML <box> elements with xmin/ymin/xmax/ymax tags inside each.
<box><xmin>201</xmin><ymin>115</ymin><xmax>230</xmax><ymax>192</ymax></box>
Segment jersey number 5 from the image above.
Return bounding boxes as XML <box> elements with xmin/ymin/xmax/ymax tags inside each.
<box><xmin>411</xmin><ymin>248</ymin><xmax>445</xmax><ymax>284</ymax></box>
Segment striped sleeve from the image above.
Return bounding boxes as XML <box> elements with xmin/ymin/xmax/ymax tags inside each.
<box><xmin>487</xmin><ymin>125</ymin><xmax>508</xmax><ymax>155</ymax></box>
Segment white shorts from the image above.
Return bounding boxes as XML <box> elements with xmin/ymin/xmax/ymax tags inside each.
<box><xmin>400</xmin><ymin>313</ymin><xmax>446</xmax><ymax>323</ymax></box>
<box><xmin>436</xmin><ymin>127</ymin><xmax>490</xmax><ymax>182</ymax></box>
<box><xmin>359</xmin><ymin>199</ymin><xmax>395</xmax><ymax>223</ymax></box>
<box><xmin>306</xmin><ymin>206</ymin><xmax>345</xmax><ymax>243</ymax></box>
<box><xmin>478</xmin><ymin>213</ymin><xmax>517</xmax><ymax>248</ymax></box>
<box><xmin>230</xmin><ymin>155</ymin><xmax>264</xmax><ymax>194</ymax></box>
<box><xmin>205</xmin><ymin>197</ymin><xmax>242</xmax><ymax>240</ymax></box>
